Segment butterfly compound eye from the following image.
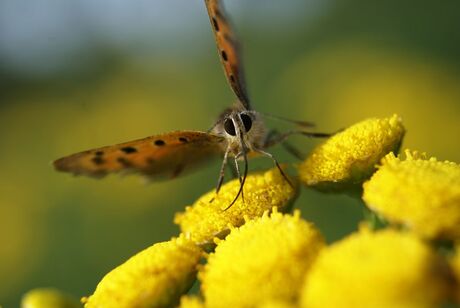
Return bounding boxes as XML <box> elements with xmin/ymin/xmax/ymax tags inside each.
<box><xmin>224</xmin><ymin>118</ymin><xmax>236</xmax><ymax>136</ymax></box>
<box><xmin>240</xmin><ymin>114</ymin><xmax>252</xmax><ymax>132</ymax></box>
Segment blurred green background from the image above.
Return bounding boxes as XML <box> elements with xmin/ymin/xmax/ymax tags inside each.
<box><xmin>1</xmin><ymin>0</ymin><xmax>459</xmax><ymax>306</ymax></box>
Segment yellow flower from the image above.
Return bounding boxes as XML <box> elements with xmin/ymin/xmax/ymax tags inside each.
<box><xmin>257</xmin><ymin>300</ymin><xmax>297</xmax><ymax>308</ymax></box>
<box><xmin>363</xmin><ymin>150</ymin><xmax>460</xmax><ymax>239</ymax></box>
<box><xmin>178</xmin><ymin>295</ymin><xmax>205</xmax><ymax>308</ymax></box>
<box><xmin>299</xmin><ymin>114</ymin><xmax>405</xmax><ymax>192</ymax></box>
<box><xmin>83</xmin><ymin>234</ymin><xmax>202</xmax><ymax>308</ymax></box>
<box><xmin>21</xmin><ymin>288</ymin><xmax>81</xmax><ymax>308</ymax></box>
<box><xmin>200</xmin><ymin>209</ymin><xmax>324</xmax><ymax>307</ymax></box>
<box><xmin>178</xmin><ymin>295</ymin><xmax>296</xmax><ymax>308</ymax></box>
<box><xmin>175</xmin><ymin>167</ymin><xmax>298</xmax><ymax>245</ymax></box>
<box><xmin>301</xmin><ymin>229</ymin><xmax>450</xmax><ymax>308</ymax></box>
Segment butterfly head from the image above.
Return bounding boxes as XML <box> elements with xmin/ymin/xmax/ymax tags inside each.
<box><xmin>212</xmin><ymin>105</ymin><xmax>267</xmax><ymax>155</ymax></box>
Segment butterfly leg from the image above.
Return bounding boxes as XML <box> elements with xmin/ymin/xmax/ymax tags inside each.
<box><xmin>209</xmin><ymin>147</ymin><xmax>231</xmax><ymax>203</ymax></box>
<box><xmin>253</xmin><ymin>148</ymin><xmax>294</xmax><ymax>188</ymax></box>
<box><xmin>280</xmin><ymin>141</ymin><xmax>305</xmax><ymax>161</ymax></box>
<box><xmin>265</xmin><ymin>130</ymin><xmax>332</xmax><ymax>149</ymax></box>
<box><xmin>216</xmin><ymin>148</ymin><xmax>231</xmax><ymax>194</ymax></box>
<box><xmin>265</xmin><ymin>129</ymin><xmax>304</xmax><ymax>160</ymax></box>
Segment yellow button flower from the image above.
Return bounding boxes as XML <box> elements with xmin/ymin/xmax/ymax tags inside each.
<box><xmin>175</xmin><ymin>167</ymin><xmax>298</xmax><ymax>245</ymax></box>
<box><xmin>258</xmin><ymin>300</ymin><xmax>296</xmax><ymax>308</ymax></box>
<box><xmin>299</xmin><ymin>114</ymin><xmax>405</xmax><ymax>192</ymax></box>
<box><xmin>363</xmin><ymin>150</ymin><xmax>460</xmax><ymax>239</ymax></box>
<box><xmin>21</xmin><ymin>288</ymin><xmax>81</xmax><ymax>308</ymax></box>
<box><xmin>83</xmin><ymin>234</ymin><xmax>202</xmax><ymax>308</ymax></box>
<box><xmin>179</xmin><ymin>295</ymin><xmax>205</xmax><ymax>308</ymax></box>
<box><xmin>200</xmin><ymin>209</ymin><xmax>324</xmax><ymax>307</ymax></box>
<box><xmin>301</xmin><ymin>229</ymin><xmax>450</xmax><ymax>308</ymax></box>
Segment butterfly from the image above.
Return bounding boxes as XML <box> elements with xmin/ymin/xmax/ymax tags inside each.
<box><xmin>54</xmin><ymin>0</ymin><xmax>330</xmax><ymax>209</ymax></box>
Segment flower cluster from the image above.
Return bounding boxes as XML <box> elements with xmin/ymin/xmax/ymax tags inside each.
<box><xmin>200</xmin><ymin>209</ymin><xmax>324</xmax><ymax>307</ymax></box>
<box><xmin>301</xmin><ymin>229</ymin><xmax>450</xmax><ymax>308</ymax></box>
<box><xmin>23</xmin><ymin>115</ymin><xmax>460</xmax><ymax>308</ymax></box>
<box><xmin>175</xmin><ymin>167</ymin><xmax>298</xmax><ymax>246</ymax></box>
<box><xmin>299</xmin><ymin>114</ymin><xmax>405</xmax><ymax>193</ymax></box>
<box><xmin>363</xmin><ymin>150</ymin><xmax>460</xmax><ymax>239</ymax></box>
<box><xmin>82</xmin><ymin>234</ymin><xmax>202</xmax><ymax>307</ymax></box>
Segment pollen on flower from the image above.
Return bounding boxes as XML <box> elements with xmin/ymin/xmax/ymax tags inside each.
<box><xmin>301</xmin><ymin>229</ymin><xmax>451</xmax><ymax>308</ymax></box>
<box><xmin>363</xmin><ymin>150</ymin><xmax>460</xmax><ymax>239</ymax></box>
<box><xmin>200</xmin><ymin>210</ymin><xmax>324</xmax><ymax>307</ymax></box>
<box><xmin>21</xmin><ymin>288</ymin><xmax>81</xmax><ymax>308</ymax></box>
<box><xmin>174</xmin><ymin>167</ymin><xmax>298</xmax><ymax>245</ymax></box>
<box><xmin>83</xmin><ymin>234</ymin><xmax>202</xmax><ymax>308</ymax></box>
<box><xmin>299</xmin><ymin>114</ymin><xmax>405</xmax><ymax>192</ymax></box>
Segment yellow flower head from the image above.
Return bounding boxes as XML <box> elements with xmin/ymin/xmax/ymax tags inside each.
<box><xmin>179</xmin><ymin>295</ymin><xmax>205</xmax><ymax>308</ymax></box>
<box><xmin>363</xmin><ymin>150</ymin><xmax>460</xmax><ymax>239</ymax></box>
<box><xmin>299</xmin><ymin>114</ymin><xmax>405</xmax><ymax>192</ymax></box>
<box><xmin>258</xmin><ymin>300</ymin><xmax>297</xmax><ymax>308</ymax></box>
<box><xmin>301</xmin><ymin>229</ymin><xmax>450</xmax><ymax>308</ymax></box>
<box><xmin>21</xmin><ymin>288</ymin><xmax>81</xmax><ymax>308</ymax></box>
<box><xmin>83</xmin><ymin>234</ymin><xmax>202</xmax><ymax>308</ymax></box>
<box><xmin>175</xmin><ymin>167</ymin><xmax>298</xmax><ymax>245</ymax></box>
<box><xmin>200</xmin><ymin>209</ymin><xmax>324</xmax><ymax>307</ymax></box>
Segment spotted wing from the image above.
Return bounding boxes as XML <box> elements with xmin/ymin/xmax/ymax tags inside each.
<box><xmin>54</xmin><ymin>131</ymin><xmax>226</xmax><ymax>180</ymax></box>
<box><xmin>204</xmin><ymin>0</ymin><xmax>250</xmax><ymax>109</ymax></box>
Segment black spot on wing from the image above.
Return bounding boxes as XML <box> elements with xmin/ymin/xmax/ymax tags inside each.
<box><xmin>212</xmin><ymin>17</ymin><xmax>219</xmax><ymax>31</ymax></box>
<box><xmin>154</xmin><ymin>140</ymin><xmax>165</xmax><ymax>146</ymax></box>
<box><xmin>92</xmin><ymin>156</ymin><xmax>105</xmax><ymax>165</ymax></box>
<box><xmin>95</xmin><ymin>151</ymin><xmax>104</xmax><ymax>156</ymax></box>
<box><xmin>221</xmin><ymin>50</ymin><xmax>228</xmax><ymax>61</ymax></box>
<box><xmin>179</xmin><ymin>137</ymin><xmax>188</xmax><ymax>143</ymax></box>
<box><xmin>120</xmin><ymin>146</ymin><xmax>137</xmax><ymax>154</ymax></box>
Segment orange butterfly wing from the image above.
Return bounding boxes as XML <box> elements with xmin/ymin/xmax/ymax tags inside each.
<box><xmin>54</xmin><ymin>131</ymin><xmax>226</xmax><ymax>180</ymax></box>
<box><xmin>205</xmin><ymin>0</ymin><xmax>250</xmax><ymax>109</ymax></box>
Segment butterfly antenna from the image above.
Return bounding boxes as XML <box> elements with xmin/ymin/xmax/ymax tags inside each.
<box><xmin>223</xmin><ymin>150</ymin><xmax>248</xmax><ymax>211</ymax></box>
<box><xmin>259</xmin><ymin>112</ymin><xmax>316</xmax><ymax>128</ymax></box>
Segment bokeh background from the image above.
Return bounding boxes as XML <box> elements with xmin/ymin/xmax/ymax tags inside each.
<box><xmin>1</xmin><ymin>0</ymin><xmax>459</xmax><ymax>306</ymax></box>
